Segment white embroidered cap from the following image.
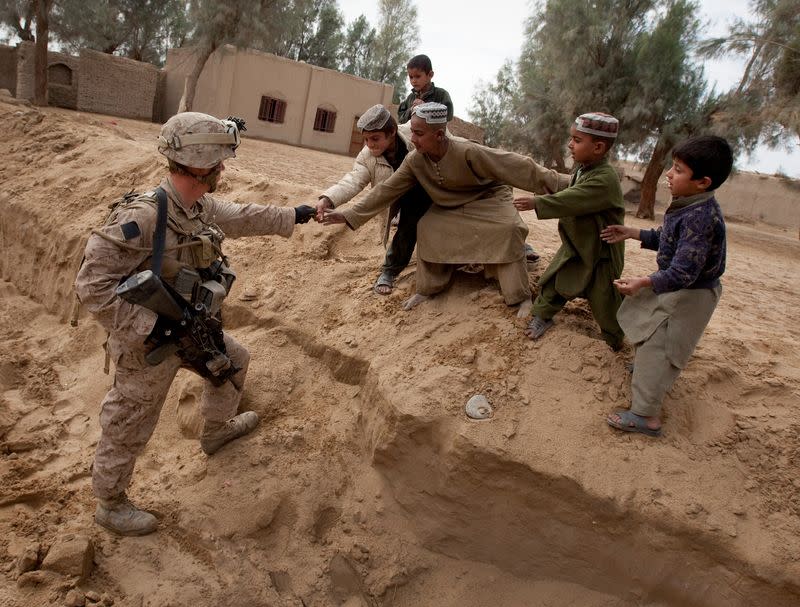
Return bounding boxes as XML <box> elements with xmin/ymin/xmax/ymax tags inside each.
<box><xmin>574</xmin><ymin>112</ymin><xmax>619</xmax><ymax>138</ymax></box>
<box><xmin>412</xmin><ymin>102</ymin><xmax>449</xmax><ymax>124</ymax></box>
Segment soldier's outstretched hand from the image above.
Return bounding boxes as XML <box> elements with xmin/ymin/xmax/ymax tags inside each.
<box><xmin>294</xmin><ymin>205</ymin><xmax>316</xmax><ymax>224</ymax></box>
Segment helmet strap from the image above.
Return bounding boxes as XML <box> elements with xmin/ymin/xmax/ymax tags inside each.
<box><xmin>168</xmin><ymin>160</ymin><xmax>222</xmax><ymax>192</ymax></box>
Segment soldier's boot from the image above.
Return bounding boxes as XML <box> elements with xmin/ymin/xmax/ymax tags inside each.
<box><xmin>200</xmin><ymin>411</ymin><xmax>260</xmax><ymax>455</ymax></box>
<box><xmin>95</xmin><ymin>493</ymin><xmax>158</xmax><ymax>536</ymax></box>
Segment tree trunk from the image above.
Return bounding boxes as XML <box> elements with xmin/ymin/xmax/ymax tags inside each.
<box><xmin>549</xmin><ymin>141</ymin><xmax>566</xmax><ymax>172</ymax></box>
<box><xmin>637</xmin><ymin>137</ymin><xmax>670</xmax><ymax>220</ymax></box>
<box><xmin>178</xmin><ymin>43</ymin><xmax>216</xmax><ymax>113</ymax></box>
<box><xmin>33</xmin><ymin>0</ymin><xmax>52</xmax><ymax>107</ymax></box>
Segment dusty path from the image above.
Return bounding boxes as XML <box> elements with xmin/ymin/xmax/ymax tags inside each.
<box><xmin>1</xmin><ymin>99</ymin><xmax>799</xmax><ymax>606</ymax></box>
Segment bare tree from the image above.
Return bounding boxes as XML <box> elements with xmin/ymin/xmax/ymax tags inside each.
<box><xmin>0</xmin><ymin>0</ymin><xmax>35</xmax><ymax>41</ymax></box>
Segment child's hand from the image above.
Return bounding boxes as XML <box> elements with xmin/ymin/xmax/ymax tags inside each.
<box><xmin>411</xmin><ymin>98</ymin><xmax>424</xmax><ymax>108</ymax></box>
<box><xmin>601</xmin><ymin>225</ymin><xmax>636</xmax><ymax>243</ymax></box>
<box><xmin>322</xmin><ymin>209</ymin><xmax>347</xmax><ymax>225</ymax></box>
<box><xmin>613</xmin><ymin>276</ymin><xmax>651</xmax><ymax>296</ymax></box>
<box><xmin>513</xmin><ymin>196</ymin><xmax>536</xmax><ymax>212</ymax></box>
<box><xmin>315</xmin><ymin>196</ymin><xmax>333</xmax><ymax>222</ymax></box>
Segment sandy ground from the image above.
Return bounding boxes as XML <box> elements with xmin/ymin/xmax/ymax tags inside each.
<box><xmin>1</xmin><ymin>96</ymin><xmax>799</xmax><ymax>607</ymax></box>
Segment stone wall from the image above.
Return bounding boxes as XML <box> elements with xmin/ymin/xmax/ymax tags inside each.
<box><xmin>77</xmin><ymin>48</ymin><xmax>159</xmax><ymax>120</ymax></box>
<box><xmin>0</xmin><ymin>44</ymin><xmax>17</xmax><ymax>95</ymax></box>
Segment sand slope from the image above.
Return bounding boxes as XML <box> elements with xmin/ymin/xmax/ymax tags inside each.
<box><xmin>1</xmin><ymin>98</ymin><xmax>799</xmax><ymax>606</ymax></box>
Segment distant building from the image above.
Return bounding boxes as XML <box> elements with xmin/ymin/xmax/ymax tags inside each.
<box><xmin>1</xmin><ymin>41</ymin><xmax>483</xmax><ymax>155</ymax></box>
<box><xmin>164</xmin><ymin>45</ymin><xmax>395</xmax><ymax>156</ymax></box>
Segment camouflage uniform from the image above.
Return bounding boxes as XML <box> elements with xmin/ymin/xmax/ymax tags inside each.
<box><xmin>76</xmin><ymin>176</ymin><xmax>294</xmax><ymax>500</ymax></box>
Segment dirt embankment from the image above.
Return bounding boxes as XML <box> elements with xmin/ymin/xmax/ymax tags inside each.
<box><xmin>1</xmin><ymin>98</ymin><xmax>799</xmax><ymax>606</ymax></box>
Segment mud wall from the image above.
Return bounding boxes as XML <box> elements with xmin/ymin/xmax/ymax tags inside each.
<box><xmin>0</xmin><ymin>44</ymin><xmax>17</xmax><ymax>95</ymax></box>
<box><xmin>47</xmin><ymin>53</ymin><xmax>79</xmax><ymax>110</ymax></box>
<box><xmin>448</xmin><ymin>116</ymin><xmax>485</xmax><ymax>144</ymax></box>
<box><xmin>13</xmin><ymin>42</ymin><xmax>79</xmax><ymax>109</ymax></box>
<box><xmin>14</xmin><ymin>42</ymin><xmax>34</xmax><ymax>101</ymax></box>
<box><xmin>77</xmin><ymin>49</ymin><xmax>159</xmax><ymax>120</ymax></box>
<box><xmin>621</xmin><ymin>161</ymin><xmax>800</xmax><ymax>231</ymax></box>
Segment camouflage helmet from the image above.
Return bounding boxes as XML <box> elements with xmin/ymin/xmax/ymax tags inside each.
<box><xmin>158</xmin><ymin>112</ymin><xmax>241</xmax><ymax>169</ymax></box>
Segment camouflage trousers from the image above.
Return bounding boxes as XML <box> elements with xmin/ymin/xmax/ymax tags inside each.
<box><xmin>92</xmin><ymin>330</ymin><xmax>250</xmax><ymax>500</ymax></box>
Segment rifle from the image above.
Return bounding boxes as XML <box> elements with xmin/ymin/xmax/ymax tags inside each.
<box><xmin>115</xmin><ymin>270</ymin><xmax>239</xmax><ymax>386</ymax></box>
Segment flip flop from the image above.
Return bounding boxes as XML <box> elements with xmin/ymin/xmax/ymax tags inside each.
<box><xmin>524</xmin><ymin>243</ymin><xmax>540</xmax><ymax>261</ymax></box>
<box><xmin>607</xmin><ymin>410</ymin><xmax>662</xmax><ymax>437</ymax></box>
<box><xmin>373</xmin><ymin>271</ymin><xmax>395</xmax><ymax>295</ymax></box>
<box><xmin>525</xmin><ymin>316</ymin><xmax>553</xmax><ymax>340</ymax></box>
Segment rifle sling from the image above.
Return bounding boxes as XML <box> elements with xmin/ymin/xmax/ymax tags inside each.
<box><xmin>151</xmin><ymin>186</ymin><xmax>168</xmax><ymax>277</ymax></box>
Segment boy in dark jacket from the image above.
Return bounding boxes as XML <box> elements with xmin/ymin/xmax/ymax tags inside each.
<box><xmin>601</xmin><ymin>135</ymin><xmax>733</xmax><ymax>437</ymax></box>
<box><xmin>397</xmin><ymin>54</ymin><xmax>453</xmax><ymax>124</ymax></box>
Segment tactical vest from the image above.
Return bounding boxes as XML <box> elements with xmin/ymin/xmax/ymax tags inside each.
<box><xmin>101</xmin><ymin>190</ymin><xmax>235</xmax><ymax>315</ymax></box>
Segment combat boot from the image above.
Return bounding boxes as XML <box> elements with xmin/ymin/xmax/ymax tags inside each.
<box><xmin>200</xmin><ymin>411</ymin><xmax>260</xmax><ymax>455</ymax></box>
<box><xmin>95</xmin><ymin>493</ymin><xmax>158</xmax><ymax>536</ymax></box>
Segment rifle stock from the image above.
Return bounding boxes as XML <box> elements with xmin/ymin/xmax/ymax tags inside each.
<box><xmin>115</xmin><ymin>270</ymin><xmax>237</xmax><ymax>386</ymax></box>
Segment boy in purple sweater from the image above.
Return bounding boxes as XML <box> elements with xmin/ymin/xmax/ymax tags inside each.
<box><xmin>600</xmin><ymin>136</ymin><xmax>733</xmax><ymax>437</ymax></box>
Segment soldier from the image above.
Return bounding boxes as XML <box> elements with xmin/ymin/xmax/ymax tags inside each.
<box><xmin>75</xmin><ymin>112</ymin><xmax>315</xmax><ymax>536</ymax></box>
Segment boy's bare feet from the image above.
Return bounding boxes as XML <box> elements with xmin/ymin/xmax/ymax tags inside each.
<box><xmin>517</xmin><ymin>299</ymin><xmax>533</xmax><ymax>318</ymax></box>
<box><xmin>402</xmin><ymin>293</ymin><xmax>428</xmax><ymax>311</ymax></box>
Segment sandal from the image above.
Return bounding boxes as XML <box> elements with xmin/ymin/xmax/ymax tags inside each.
<box><xmin>524</xmin><ymin>316</ymin><xmax>553</xmax><ymax>340</ymax></box>
<box><xmin>606</xmin><ymin>410</ymin><xmax>662</xmax><ymax>437</ymax></box>
<box><xmin>373</xmin><ymin>271</ymin><xmax>395</xmax><ymax>295</ymax></box>
<box><xmin>524</xmin><ymin>243</ymin><xmax>540</xmax><ymax>261</ymax></box>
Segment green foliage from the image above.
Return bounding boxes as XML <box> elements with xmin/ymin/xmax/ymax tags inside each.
<box><xmin>469</xmin><ymin>0</ymin><xmax>721</xmax><ymax>167</ymax></box>
<box><xmin>340</xmin><ymin>14</ymin><xmax>376</xmax><ymax>78</ymax></box>
<box><xmin>699</xmin><ymin>0</ymin><xmax>800</xmax><ymax>146</ymax></box>
<box><xmin>270</xmin><ymin>0</ymin><xmax>344</xmax><ymax>69</ymax></box>
<box><xmin>469</xmin><ymin>61</ymin><xmax>529</xmax><ymax>150</ymax></box>
<box><xmin>367</xmin><ymin>0</ymin><xmax>420</xmax><ymax>103</ymax></box>
<box><xmin>52</xmin><ymin>0</ymin><xmax>188</xmax><ymax>64</ymax></box>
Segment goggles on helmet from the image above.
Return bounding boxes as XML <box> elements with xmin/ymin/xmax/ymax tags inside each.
<box><xmin>164</xmin><ymin>118</ymin><xmax>242</xmax><ymax>152</ymax></box>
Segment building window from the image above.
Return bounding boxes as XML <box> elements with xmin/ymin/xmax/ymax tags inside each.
<box><xmin>313</xmin><ymin>108</ymin><xmax>336</xmax><ymax>133</ymax></box>
<box><xmin>258</xmin><ymin>96</ymin><xmax>286</xmax><ymax>123</ymax></box>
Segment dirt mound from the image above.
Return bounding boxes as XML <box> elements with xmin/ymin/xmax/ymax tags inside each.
<box><xmin>1</xmin><ymin>102</ymin><xmax>799</xmax><ymax>606</ymax></box>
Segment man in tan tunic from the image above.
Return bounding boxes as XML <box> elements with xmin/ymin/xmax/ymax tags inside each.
<box><xmin>322</xmin><ymin>102</ymin><xmax>567</xmax><ymax>313</ymax></box>
<box><xmin>75</xmin><ymin>113</ymin><xmax>315</xmax><ymax>536</ymax></box>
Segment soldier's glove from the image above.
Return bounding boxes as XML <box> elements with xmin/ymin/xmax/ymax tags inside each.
<box><xmin>294</xmin><ymin>205</ymin><xmax>315</xmax><ymax>224</ymax></box>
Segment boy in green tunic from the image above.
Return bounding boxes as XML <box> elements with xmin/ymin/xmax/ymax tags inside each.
<box><xmin>514</xmin><ymin>112</ymin><xmax>625</xmax><ymax>349</ymax></box>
